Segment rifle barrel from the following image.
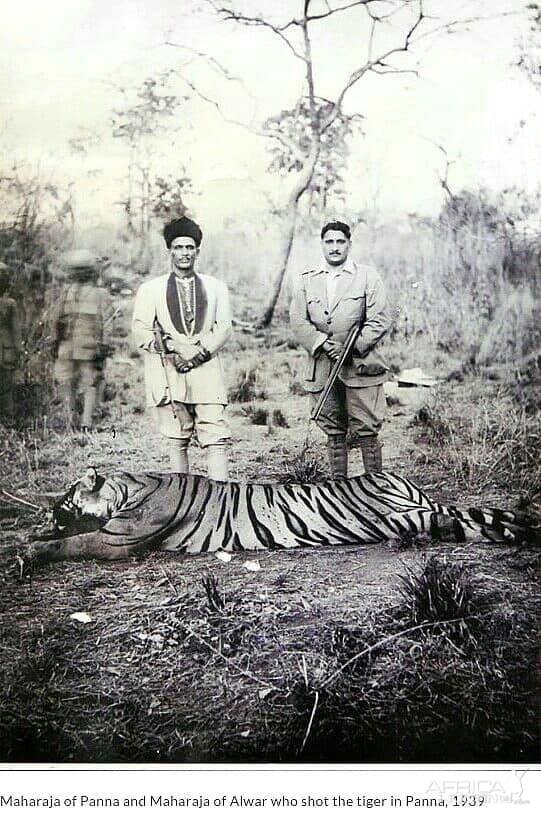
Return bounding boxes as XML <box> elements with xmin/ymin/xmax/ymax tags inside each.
<box><xmin>311</xmin><ymin>324</ymin><xmax>360</xmax><ymax>422</ymax></box>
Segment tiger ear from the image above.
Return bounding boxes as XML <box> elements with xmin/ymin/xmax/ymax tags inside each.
<box><xmin>80</xmin><ymin>467</ymin><xmax>99</xmax><ymax>491</ymax></box>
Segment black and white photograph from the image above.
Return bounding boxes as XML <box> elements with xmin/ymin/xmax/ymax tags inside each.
<box><xmin>0</xmin><ymin>0</ymin><xmax>539</xmax><ymax>766</ymax></box>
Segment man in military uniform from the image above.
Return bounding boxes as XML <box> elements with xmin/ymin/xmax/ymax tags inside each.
<box><xmin>290</xmin><ymin>220</ymin><xmax>392</xmax><ymax>477</ymax></box>
<box><xmin>51</xmin><ymin>250</ymin><xmax>106</xmax><ymax>431</ymax></box>
<box><xmin>132</xmin><ymin>216</ymin><xmax>231</xmax><ymax>480</ymax></box>
<box><xmin>0</xmin><ymin>262</ymin><xmax>22</xmax><ymax>423</ymax></box>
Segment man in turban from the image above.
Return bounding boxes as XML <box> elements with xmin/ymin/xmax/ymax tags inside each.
<box><xmin>290</xmin><ymin>221</ymin><xmax>392</xmax><ymax>477</ymax></box>
<box><xmin>132</xmin><ymin>216</ymin><xmax>231</xmax><ymax>480</ymax></box>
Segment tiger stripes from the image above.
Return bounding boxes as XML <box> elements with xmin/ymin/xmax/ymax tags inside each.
<box><xmin>27</xmin><ymin>469</ymin><xmax>540</xmax><ymax>566</ymax></box>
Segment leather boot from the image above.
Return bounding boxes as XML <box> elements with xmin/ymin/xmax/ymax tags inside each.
<box><xmin>169</xmin><ymin>439</ymin><xmax>189</xmax><ymax>473</ymax></box>
<box><xmin>327</xmin><ymin>434</ymin><xmax>348</xmax><ymax>479</ymax></box>
<box><xmin>207</xmin><ymin>444</ymin><xmax>229</xmax><ymax>481</ymax></box>
<box><xmin>359</xmin><ymin>435</ymin><xmax>383</xmax><ymax>474</ymax></box>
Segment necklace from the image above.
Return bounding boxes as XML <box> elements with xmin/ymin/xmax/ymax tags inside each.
<box><xmin>177</xmin><ymin>276</ymin><xmax>196</xmax><ymax>336</ymax></box>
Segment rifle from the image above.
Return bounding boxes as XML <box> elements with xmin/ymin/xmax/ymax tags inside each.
<box><xmin>311</xmin><ymin>323</ymin><xmax>361</xmax><ymax>422</ymax></box>
<box><xmin>152</xmin><ymin>319</ymin><xmax>180</xmax><ymax>422</ymax></box>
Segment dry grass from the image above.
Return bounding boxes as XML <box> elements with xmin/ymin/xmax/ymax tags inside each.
<box><xmin>412</xmin><ymin>384</ymin><xmax>541</xmax><ymax>502</ymax></box>
<box><xmin>228</xmin><ymin>367</ymin><xmax>267</xmax><ymax>403</ymax></box>
<box><xmin>242</xmin><ymin>404</ymin><xmax>269</xmax><ymax>426</ymax></box>
<box><xmin>280</xmin><ymin>443</ymin><xmax>327</xmax><ymax>484</ymax></box>
<box><xmin>1</xmin><ymin>543</ymin><xmax>538</xmax><ymax>762</ymax></box>
<box><xmin>0</xmin><ymin>375</ymin><xmax>539</xmax><ymax>762</ymax></box>
<box><xmin>397</xmin><ymin>555</ymin><xmax>478</xmax><ymax>624</ymax></box>
<box><xmin>1</xmin><ymin>214</ymin><xmax>540</xmax><ymax>762</ymax></box>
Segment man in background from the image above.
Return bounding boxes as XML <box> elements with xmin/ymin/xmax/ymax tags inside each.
<box><xmin>132</xmin><ymin>216</ymin><xmax>231</xmax><ymax>480</ymax></box>
<box><xmin>0</xmin><ymin>262</ymin><xmax>22</xmax><ymax>424</ymax></box>
<box><xmin>51</xmin><ymin>250</ymin><xmax>106</xmax><ymax>431</ymax></box>
<box><xmin>290</xmin><ymin>220</ymin><xmax>392</xmax><ymax>477</ymax></box>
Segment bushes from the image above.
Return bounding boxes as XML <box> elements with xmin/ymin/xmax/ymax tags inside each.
<box><xmin>413</xmin><ymin>385</ymin><xmax>541</xmax><ymax>499</ymax></box>
<box><xmin>0</xmin><ymin>166</ymin><xmax>75</xmax><ymax>424</ymax></box>
<box><xmin>368</xmin><ymin>188</ymin><xmax>540</xmax><ymax>371</ymax></box>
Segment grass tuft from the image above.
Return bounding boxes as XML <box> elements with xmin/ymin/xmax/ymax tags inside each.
<box><xmin>397</xmin><ymin>556</ymin><xmax>477</xmax><ymax>625</ymax></box>
<box><xmin>202</xmin><ymin>573</ymin><xmax>226</xmax><ymax>615</ymax></box>
<box><xmin>271</xmin><ymin>409</ymin><xmax>289</xmax><ymax>428</ymax></box>
<box><xmin>229</xmin><ymin>367</ymin><xmax>266</xmax><ymax>403</ymax></box>
<box><xmin>242</xmin><ymin>405</ymin><xmax>269</xmax><ymax>426</ymax></box>
<box><xmin>281</xmin><ymin>446</ymin><xmax>327</xmax><ymax>483</ymax></box>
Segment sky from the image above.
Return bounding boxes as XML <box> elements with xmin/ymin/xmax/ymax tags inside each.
<box><xmin>1</xmin><ymin>0</ymin><xmax>539</xmax><ymax>230</ymax></box>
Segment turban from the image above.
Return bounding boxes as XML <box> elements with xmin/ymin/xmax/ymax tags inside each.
<box><xmin>163</xmin><ymin>217</ymin><xmax>203</xmax><ymax>249</ymax></box>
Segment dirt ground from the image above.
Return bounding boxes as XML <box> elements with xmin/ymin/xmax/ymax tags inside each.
<box><xmin>0</xmin><ymin>336</ymin><xmax>539</xmax><ymax>763</ymax></box>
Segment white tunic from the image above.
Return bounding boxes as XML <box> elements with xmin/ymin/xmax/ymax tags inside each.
<box><xmin>132</xmin><ymin>272</ymin><xmax>232</xmax><ymax>406</ymax></box>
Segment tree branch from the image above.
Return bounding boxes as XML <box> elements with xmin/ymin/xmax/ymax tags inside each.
<box><xmin>205</xmin><ymin>0</ymin><xmax>305</xmax><ymax>39</ymax></box>
<box><xmin>164</xmin><ymin>40</ymin><xmax>247</xmax><ymax>85</ymax></box>
<box><xmin>307</xmin><ymin>0</ymin><xmax>374</xmax><ymax>24</ymax></box>
<box><xmin>303</xmin><ymin>1</ymin><xmax>318</xmax><ymax>131</ymax></box>
<box><xmin>166</xmin><ymin>62</ymin><xmax>309</xmax><ymax>166</ymax></box>
<box><xmin>321</xmin><ymin>0</ymin><xmax>425</xmax><ymax>131</ymax></box>
<box><xmin>367</xmin><ymin>16</ymin><xmax>377</xmax><ymax>61</ymax></box>
<box><xmin>220</xmin><ymin>14</ymin><xmax>307</xmax><ymax>62</ymax></box>
<box><xmin>171</xmin><ymin>71</ymin><xmax>260</xmax><ymax>133</ymax></box>
<box><xmin>370</xmin><ymin>65</ymin><xmax>419</xmax><ymax>76</ymax></box>
<box><xmin>422</xmin><ymin>139</ymin><xmax>456</xmax><ymax>199</ymax></box>
<box><xmin>413</xmin><ymin>10</ymin><xmax>521</xmax><ymax>45</ymax></box>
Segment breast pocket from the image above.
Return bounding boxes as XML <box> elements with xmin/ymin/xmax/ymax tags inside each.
<box><xmin>306</xmin><ymin>296</ymin><xmax>325</xmax><ymax>322</ymax></box>
<box><xmin>338</xmin><ymin>294</ymin><xmax>365</xmax><ymax>320</ymax></box>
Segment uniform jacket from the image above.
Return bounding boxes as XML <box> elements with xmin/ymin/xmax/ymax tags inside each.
<box><xmin>132</xmin><ymin>272</ymin><xmax>231</xmax><ymax>407</ymax></box>
<box><xmin>52</xmin><ymin>283</ymin><xmax>105</xmax><ymax>362</ymax></box>
<box><xmin>289</xmin><ymin>260</ymin><xmax>392</xmax><ymax>392</ymax></box>
<box><xmin>0</xmin><ymin>296</ymin><xmax>22</xmax><ymax>369</ymax></box>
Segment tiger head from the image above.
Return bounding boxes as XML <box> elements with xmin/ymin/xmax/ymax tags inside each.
<box><xmin>47</xmin><ymin>466</ymin><xmax>114</xmax><ymax>538</ymax></box>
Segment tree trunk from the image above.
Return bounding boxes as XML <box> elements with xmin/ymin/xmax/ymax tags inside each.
<box><xmin>256</xmin><ymin>140</ymin><xmax>319</xmax><ymax>328</ymax></box>
<box><xmin>256</xmin><ymin>199</ymin><xmax>298</xmax><ymax>328</ymax></box>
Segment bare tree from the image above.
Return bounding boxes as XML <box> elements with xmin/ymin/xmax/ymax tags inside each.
<box><xmin>169</xmin><ymin>1</ymin><xmax>513</xmax><ymax>326</ymax></box>
<box><xmin>199</xmin><ymin>1</ymin><xmax>424</xmax><ymax>324</ymax></box>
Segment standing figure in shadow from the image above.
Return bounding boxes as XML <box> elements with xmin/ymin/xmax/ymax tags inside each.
<box><xmin>0</xmin><ymin>261</ymin><xmax>22</xmax><ymax>425</ymax></box>
<box><xmin>51</xmin><ymin>250</ymin><xmax>106</xmax><ymax>431</ymax></box>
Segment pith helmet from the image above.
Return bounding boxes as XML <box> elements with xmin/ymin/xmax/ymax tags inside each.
<box><xmin>62</xmin><ymin>249</ymin><xmax>98</xmax><ymax>270</ymax></box>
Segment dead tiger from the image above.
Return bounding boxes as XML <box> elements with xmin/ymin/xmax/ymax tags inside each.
<box><xmin>25</xmin><ymin>466</ymin><xmax>539</xmax><ymax>566</ymax></box>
